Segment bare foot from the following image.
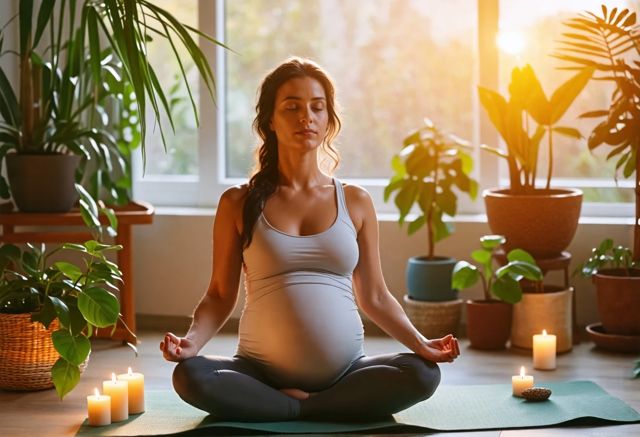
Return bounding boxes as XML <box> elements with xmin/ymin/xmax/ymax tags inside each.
<box><xmin>279</xmin><ymin>388</ymin><xmax>310</xmax><ymax>400</ymax></box>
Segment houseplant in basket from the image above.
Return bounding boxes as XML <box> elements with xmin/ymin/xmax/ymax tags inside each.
<box><xmin>555</xmin><ymin>5</ymin><xmax>640</xmax><ymax>344</ymax></box>
<box><xmin>479</xmin><ymin>64</ymin><xmax>594</xmax><ymax>258</ymax></box>
<box><xmin>385</xmin><ymin>118</ymin><xmax>478</xmax><ymax>338</ymax></box>
<box><xmin>0</xmin><ymin>0</ymin><xmax>220</xmax><ymax>212</ymax></box>
<box><xmin>452</xmin><ymin>235</ymin><xmax>542</xmax><ymax>349</ymax></box>
<box><xmin>0</xmin><ymin>185</ymin><xmax>130</xmax><ymax>398</ymax></box>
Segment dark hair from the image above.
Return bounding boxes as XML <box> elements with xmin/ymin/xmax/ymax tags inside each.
<box><xmin>241</xmin><ymin>57</ymin><xmax>342</xmax><ymax>249</ymax></box>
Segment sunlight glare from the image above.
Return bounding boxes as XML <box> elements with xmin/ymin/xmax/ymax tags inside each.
<box><xmin>497</xmin><ymin>30</ymin><xmax>525</xmax><ymax>55</ymax></box>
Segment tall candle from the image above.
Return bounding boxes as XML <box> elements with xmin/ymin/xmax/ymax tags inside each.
<box><xmin>87</xmin><ymin>388</ymin><xmax>111</xmax><ymax>426</ymax></box>
<box><xmin>512</xmin><ymin>366</ymin><xmax>534</xmax><ymax>397</ymax></box>
<box><xmin>103</xmin><ymin>373</ymin><xmax>129</xmax><ymax>422</ymax></box>
<box><xmin>533</xmin><ymin>329</ymin><xmax>557</xmax><ymax>370</ymax></box>
<box><xmin>118</xmin><ymin>367</ymin><xmax>145</xmax><ymax>414</ymax></box>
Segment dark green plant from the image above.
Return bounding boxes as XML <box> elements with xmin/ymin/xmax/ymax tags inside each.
<box><xmin>452</xmin><ymin>235</ymin><xmax>543</xmax><ymax>303</ymax></box>
<box><xmin>634</xmin><ymin>359</ymin><xmax>639</xmax><ymax>378</ymax></box>
<box><xmin>0</xmin><ymin>0</ymin><xmax>221</xmax><ymax>203</ymax></box>
<box><xmin>0</xmin><ymin>184</ymin><xmax>133</xmax><ymax>399</ymax></box>
<box><xmin>384</xmin><ymin>118</ymin><xmax>478</xmax><ymax>259</ymax></box>
<box><xmin>555</xmin><ymin>5</ymin><xmax>640</xmax><ymax>260</ymax></box>
<box><xmin>478</xmin><ymin>64</ymin><xmax>593</xmax><ymax>193</ymax></box>
<box><xmin>575</xmin><ymin>238</ymin><xmax>639</xmax><ymax>277</ymax></box>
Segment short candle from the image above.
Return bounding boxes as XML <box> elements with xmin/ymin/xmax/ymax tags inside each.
<box><xmin>512</xmin><ymin>366</ymin><xmax>534</xmax><ymax>397</ymax></box>
<box><xmin>117</xmin><ymin>367</ymin><xmax>145</xmax><ymax>414</ymax></box>
<box><xmin>533</xmin><ymin>329</ymin><xmax>557</xmax><ymax>370</ymax></box>
<box><xmin>103</xmin><ymin>373</ymin><xmax>129</xmax><ymax>422</ymax></box>
<box><xmin>87</xmin><ymin>388</ymin><xmax>111</xmax><ymax>426</ymax></box>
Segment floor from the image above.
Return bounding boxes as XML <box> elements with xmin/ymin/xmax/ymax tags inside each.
<box><xmin>0</xmin><ymin>331</ymin><xmax>638</xmax><ymax>436</ymax></box>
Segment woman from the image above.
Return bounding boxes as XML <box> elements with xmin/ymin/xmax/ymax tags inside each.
<box><xmin>160</xmin><ymin>57</ymin><xmax>460</xmax><ymax>422</ymax></box>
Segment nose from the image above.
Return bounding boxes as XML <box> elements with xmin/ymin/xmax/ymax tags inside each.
<box><xmin>299</xmin><ymin>107</ymin><xmax>313</xmax><ymax>125</ymax></box>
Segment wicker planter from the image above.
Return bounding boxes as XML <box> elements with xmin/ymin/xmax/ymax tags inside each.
<box><xmin>0</xmin><ymin>313</ymin><xmax>88</xmax><ymax>391</ymax></box>
<box><xmin>403</xmin><ymin>295</ymin><xmax>462</xmax><ymax>339</ymax></box>
<box><xmin>510</xmin><ymin>286</ymin><xmax>573</xmax><ymax>353</ymax></box>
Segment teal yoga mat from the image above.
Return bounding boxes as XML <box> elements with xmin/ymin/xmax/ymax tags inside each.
<box><xmin>76</xmin><ymin>380</ymin><xmax>640</xmax><ymax>436</ymax></box>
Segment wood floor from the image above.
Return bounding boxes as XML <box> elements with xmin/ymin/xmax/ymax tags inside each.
<box><xmin>1</xmin><ymin>331</ymin><xmax>639</xmax><ymax>436</ymax></box>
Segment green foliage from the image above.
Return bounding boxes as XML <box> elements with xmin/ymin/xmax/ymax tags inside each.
<box><xmin>478</xmin><ymin>65</ymin><xmax>593</xmax><ymax>193</ymax></box>
<box><xmin>555</xmin><ymin>4</ymin><xmax>640</xmax><ymax>260</ymax></box>
<box><xmin>634</xmin><ymin>359</ymin><xmax>640</xmax><ymax>379</ymax></box>
<box><xmin>452</xmin><ymin>235</ymin><xmax>543</xmax><ymax>303</ymax></box>
<box><xmin>575</xmin><ymin>238</ymin><xmax>639</xmax><ymax>277</ymax></box>
<box><xmin>0</xmin><ymin>0</ymin><xmax>221</xmax><ymax>202</ymax></box>
<box><xmin>384</xmin><ymin>119</ymin><xmax>478</xmax><ymax>258</ymax></box>
<box><xmin>0</xmin><ymin>184</ymin><xmax>132</xmax><ymax>399</ymax></box>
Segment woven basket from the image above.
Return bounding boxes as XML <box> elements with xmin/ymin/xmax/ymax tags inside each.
<box><xmin>403</xmin><ymin>295</ymin><xmax>463</xmax><ymax>339</ymax></box>
<box><xmin>0</xmin><ymin>313</ymin><xmax>88</xmax><ymax>391</ymax></box>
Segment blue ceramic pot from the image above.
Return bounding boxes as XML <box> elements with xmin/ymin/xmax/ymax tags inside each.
<box><xmin>406</xmin><ymin>256</ymin><xmax>458</xmax><ymax>302</ymax></box>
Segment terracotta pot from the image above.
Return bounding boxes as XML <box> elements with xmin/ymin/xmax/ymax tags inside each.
<box><xmin>483</xmin><ymin>188</ymin><xmax>582</xmax><ymax>258</ymax></box>
<box><xmin>6</xmin><ymin>153</ymin><xmax>81</xmax><ymax>212</ymax></box>
<box><xmin>466</xmin><ymin>300</ymin><xmax>512</xmax><ymax>350</ymax></box>
<box><xmin>594</xmin><ymin>269</ymin><xmax>640</xmax><ymax>335</ymax></box>
<box><xmin>510</xmin><ymin>286</ymin><xmax>573</xmax><ymax>352</ymax></box>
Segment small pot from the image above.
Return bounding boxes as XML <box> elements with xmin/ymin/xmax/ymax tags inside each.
<box><xmin>594</xmin><ymin>269</ymin><xmax>640</xmax><ymax>336</ymax></box>
<box><xmin>406</xmin><ymin>256</ymin><xmax>458</xmax><ymax>302</ymax></box>
<box><xmin>466</xmin><ymin>300</ymin><xmax>512</xmax><ymax>350</ymax></box>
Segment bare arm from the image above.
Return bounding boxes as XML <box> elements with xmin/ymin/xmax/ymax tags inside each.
<box><xmin>347</xmin><ymin>185</ymin><xmax>460</xmax><ymax>363</ymax></box>
<box><xmin>160</xmin><ymin>186</ymin><xmax>246</xmax><ymax>361</ymax></box>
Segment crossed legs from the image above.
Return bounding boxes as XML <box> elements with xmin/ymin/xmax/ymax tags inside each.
<box><xmin>172</xmin><ymin>353</ymin><xmax>440</xmax><ymax>422</ymax></box>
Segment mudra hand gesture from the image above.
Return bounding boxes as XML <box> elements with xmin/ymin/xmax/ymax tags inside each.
<box><xmin>160</xmin><ymin>332</ymin><xmax>198</xmax><ymax>362</ymax></box>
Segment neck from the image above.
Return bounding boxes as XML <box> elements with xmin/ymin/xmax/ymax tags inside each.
<box><xmin>276</xmin><ymin>148</ymin><xmax>331</xmax><ymax>189</ymax></box>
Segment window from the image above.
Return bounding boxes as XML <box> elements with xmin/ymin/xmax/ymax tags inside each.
<box><xmin>134</xmin><ymin>0</ymin><xmax>633</xmax><ymax>217</ymax></box>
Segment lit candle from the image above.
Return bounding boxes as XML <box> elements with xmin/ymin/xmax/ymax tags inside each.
<box><xmin>87</xmin><ymin>388</ymin><xmax>111</xmax><ymax>426</ymax></box>
<box><xmin>533</xmin><ymin>329</ymin><xmax>557</xmax><ymax>370</ymax></box>
<box><xmin>103</xmin><ymin>373</ymin><xmax>129</xmax><ymax>422</ymax></box>
<box><xmin>512</xmin><ymin>366</ymin><xmax>534</xmax><ymax>397</ymax></box>
<box><xmin>117</xmin><ymin>367</ymin><xmax>145</xmax><ymax>414</ymax></box>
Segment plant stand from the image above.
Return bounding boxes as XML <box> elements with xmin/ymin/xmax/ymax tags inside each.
<box><xmin>0</xmin><ymin>201</ymin><xmax>154</xmax><ymax>344</ymax></box>
<box><xmin>403</xmin><ymin>295</ymin><xmax>462</xmax><ymax>339</ymax></box>
<box><xmin>494</xmin><ymin>249</ymin><xmax>578</xmax><ymax>344</ymax></box>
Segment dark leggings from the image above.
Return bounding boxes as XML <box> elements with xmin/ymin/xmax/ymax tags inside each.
<box><xmin>172</xmin><ymin>353</ymin><xmax>440</xmax><ymax>422</ymax></box>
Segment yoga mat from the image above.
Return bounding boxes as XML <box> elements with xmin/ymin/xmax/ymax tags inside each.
<box><xmin>76</xmin><ymin>380</ymin><xmax>640</xmax><ymax>436</ymax></box>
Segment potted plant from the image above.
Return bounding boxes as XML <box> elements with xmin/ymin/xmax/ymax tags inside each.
<box><xmin>479</xmin><ymin>64</ymin><xmax>594</xmax><ymax>258</ymax></box>
<box><xmin>0</xmin><ymin>185</ymin><xmax>132</xmax><ymax>399</ymax></box>
<box><xmin>555</xmin><ymin>5</ymin><xmax>640</xmax><ymax>340</ymax></box>
<box><xmin>385</xmin><ymin>118</ymin><xmax>478</xmax><ymax>338</ymax></box>
<box><xmin>576</xmin><ymin>239</ymin><xmax>640</xmax><ymax>337</ymax></box>
<box><xmin>0</xmin><ymin>0</ymin><xmax>220</xmax><ymax>212</ymax></box>
<box><xmin>452</xmin><ymin>235</ymin><xmax>542</xmax><ymax>350</ymax></box>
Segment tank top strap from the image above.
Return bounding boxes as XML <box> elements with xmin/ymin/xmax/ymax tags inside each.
<box><xmin>333</xmin><ymin>177</ymin><xmax>350</xmax><ymax>220</ymax></box>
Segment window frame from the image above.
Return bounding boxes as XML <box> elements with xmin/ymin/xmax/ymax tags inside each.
<box><xmin>132</xmin><ymin>0</ymin><xmax>633</xmax><ymax>218</ymax></box>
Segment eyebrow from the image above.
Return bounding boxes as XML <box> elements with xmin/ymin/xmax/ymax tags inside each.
<box><xmin>281</xmin><ymin>96</ymin><xmax>326</xmax><ymax>102</ymax></box>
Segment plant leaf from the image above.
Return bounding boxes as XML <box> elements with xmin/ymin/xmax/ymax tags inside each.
<box><xmin>452</xmin><ymin>261</ymin><xmax>479</xmax><ymax>289</ymax></box>
<box><xmin>51</xmin><ymin>358</ymin><xmax>80</xmax><ymax>399</ymax></box>
<box><xmin>491</xmin><ymin>276</ymin><xmax>522</xmax><ymax>304</ymax></box>
<box><xmin>52</xmin><ymin>329</ymin><xmax>90</xmax><ymax>366</ymax></box>
<box><xmin>78</xmin><ymin>287</ymin><xmax>119</xmax><ymax>328</ymax></box>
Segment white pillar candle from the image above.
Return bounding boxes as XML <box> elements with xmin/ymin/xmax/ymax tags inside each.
<box><xmin>87</xmin><ymin>388</ymin><xmax>111</xmax><ymax>426</ymax></box>
<box><xmin>117</xmin><ymin>367</ymin><xmax>145</xmax><ymax>414</ymax></box>
<box><xmin>512</xmin><ymin>366</ymin><xmax>534</xmax><ymax>397</ymax></box>
<box><xmin>103</xmin><ymin>373</ymin><xmax>129</xmax><ymax>422</ymax></box>
<box><xmin>533</xmin><ymin>329</ymin><xmax>557</xmax><ymax>370</ymax></box>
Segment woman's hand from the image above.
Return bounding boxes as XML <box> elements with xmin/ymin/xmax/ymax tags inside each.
<box><xmin>160</xmin><ymin>332</ymin><xmax>198</xmax><ymax>362</ymax></box>
<box><xmin>418</xmin><ymin>334</ymin><xmax>460</xmax><ymax>363</ymax></box>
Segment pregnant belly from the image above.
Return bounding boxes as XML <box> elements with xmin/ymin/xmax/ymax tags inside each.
<box><xmin>238</xmin><ymin>282</ymin><xmax>364</xmax><ymax>391</ymax></box>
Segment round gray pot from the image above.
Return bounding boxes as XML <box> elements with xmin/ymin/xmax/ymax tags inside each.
<box><xmin>406</xmin><ymin>256</ymin><xmax>458</xmax><ymax>302</ymax></box>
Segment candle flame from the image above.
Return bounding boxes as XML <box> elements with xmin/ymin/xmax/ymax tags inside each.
<box><xmin>543</xmin><ymin>329</ymin><xmax>547</xmax><ymax>336</ymax></box>
<box><xmin>111</xmin><ymin>373</ymin><xmax>117</xmax><ymax>383</ymax></box>
<box><xmin>94</xmin><ymin>388</ymin><xmax>99</xmax><ymax>396</ymax></box>
<box><xmin>520</xmin><ymin>366</ymin><xmax>525</xmax><ymax>378</ymax></box>
<box><xmin>128</xmin><ymin>367</ymin><xmax>133</xmax><ymax>375</ymax></box>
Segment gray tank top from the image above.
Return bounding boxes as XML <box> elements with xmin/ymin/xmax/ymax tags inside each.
<box><xmin>238</xmin><ymin>178</ymin><xmax>365</xmax><ymax>391</ymax></box>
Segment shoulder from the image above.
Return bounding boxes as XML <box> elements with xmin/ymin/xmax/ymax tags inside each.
<box><xmin>341</xmin><ymin>182</ymin><xmax>375</xmax><ymax>232</ymax></box>
<box><xmin>219</xmin><ymin>184</ymin><xmax>249</xmax><ymax>208</ymax></box>
<box><xmin>342</xmin><ymin>182</ymin><xmax>373</xmax><ymax>208</ymax></box>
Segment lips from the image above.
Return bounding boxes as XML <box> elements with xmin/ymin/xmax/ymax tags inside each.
<box><xmin>295</xmin><ymin>129</ymin><xmax>317</xmax><ymax>135</ymax></box>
